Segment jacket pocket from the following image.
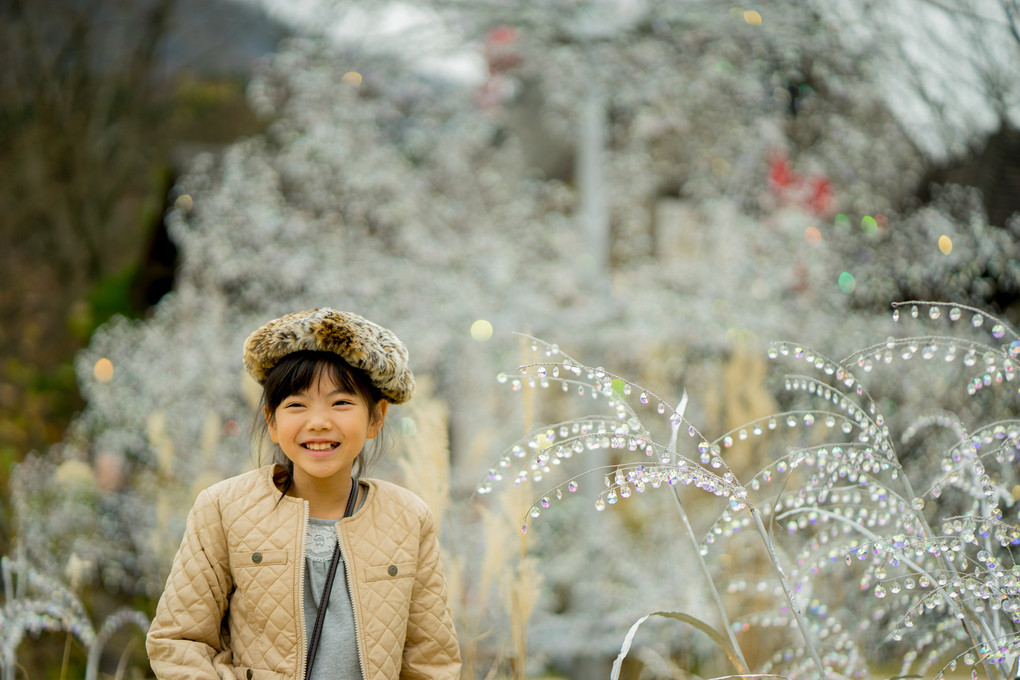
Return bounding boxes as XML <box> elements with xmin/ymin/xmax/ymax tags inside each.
<box><xmin>364</xmin><ymin>561</ymin><xmax>415</xmax><ymax>582</ymax></box>
<box><xmin>233</xmin><ymin>549</ymin><xmax>288</xmax><ymax>568</ymax></box>
<box><xmin>230</xmin><ymin>550</ymin><xmax>291</xmax><ymax>637</ymax></box>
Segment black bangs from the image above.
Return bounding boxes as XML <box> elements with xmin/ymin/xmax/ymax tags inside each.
<box><xmin>262</xmin><ymin>350</ymin><xmax>383</xmax><ymax>415</ymax></box>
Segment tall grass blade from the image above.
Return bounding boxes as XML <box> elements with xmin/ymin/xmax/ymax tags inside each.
<box><xmin>610</xmin><ymin>610</ymin><xmax>749</xmax><ymax>680</ymax></box>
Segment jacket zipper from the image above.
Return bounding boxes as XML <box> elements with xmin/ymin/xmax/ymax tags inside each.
<box><xmin>338</xmin><ymin>492</ymin><xmax>370</xmax><ymax>680</ymax></box>
<box><xmin>297</xmin><ymin>500</ymin><xmax>309</xmax><ymax>680</ymax></box>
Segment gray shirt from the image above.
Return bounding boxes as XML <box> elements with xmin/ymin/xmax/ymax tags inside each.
<box><xmin>304</xmin><ymin>517</ymin><xmax>363</xmax><ymax>680</ymax></box>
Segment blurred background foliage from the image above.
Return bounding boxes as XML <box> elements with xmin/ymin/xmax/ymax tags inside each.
<box><xmin>0</xmin><ymin>0</ymin><xmax>279</xmax><ymax>510</ymax></box>
<box><xmin>1</xmin><ymin>0</ymin><xmax>1019</xmax><ymax>677</ymax></box>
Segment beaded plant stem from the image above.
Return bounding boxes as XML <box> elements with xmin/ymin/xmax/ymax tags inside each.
<box><xmin>893</xmin><ymin>457</ymin><xmax>1006</xmax><ymax>680</ymax></box>
<box><xmin>786</xmin><ymin>504</ymin><xmax>1003</xmax><ymax>680</ymax></box>
<box><xmin>484</xmin><ymin>305</ymin><xmax>1020</xmax><ymax>679</ymax></box>
<box><xmin>746</xmin><ymin>505</ymin><xmax>828</xmax><ymax>680</ymax></box>
<box><xmin>666</xmin><ymin>412</ymin><xmax>750</xmax><ymax>674</ymax></box>
<box><xmin>670</xmin><ymin>487</ymin><xmax>750</xmax><ymax>673</ymax></box>
<box><xmin>489</xmin><ymin>341</ymin><xmax>827</xmax><ymax>676</ymax></box>
<box><xmin>822</xmin><ymin>341</ymin><xmax>1005</xmax><ymax>680</ymax></box>
<box><xmin>85</xmin><ymin>609</ymin><xmax>151</xmax><ymax>680</ymax></box>
<box><xmin>856</xmin><ymin>301</ymin><xmax>1016</xmax><ymax>680</ymax></box>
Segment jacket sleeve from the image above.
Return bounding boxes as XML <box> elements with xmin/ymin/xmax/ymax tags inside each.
<box><xmin>401</xmin><ymin>508</ymin><xmax>461</xmax><ymax>680</ymax></box>
<box><xmin>146</xmin><ymin>488</ymin><xmax>235</xmax><ymax>680</ymax></box>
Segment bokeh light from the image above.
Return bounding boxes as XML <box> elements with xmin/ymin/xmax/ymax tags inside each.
<box><xmin>838</xmin><ymin>272</ymin><xmax>856</xmax><ymax>293</ymax></box>
<box><xmin>861</xmin><ymin>216</ymin><xmax>878</xmax><ymax>235</ymax></box>
<box><xmin>93</xmin><ymin>358</ymin><xmax>114</xmax><ymax>383</ymax></box>
<box><xmin>470</xmin><ymin>319</ymin><xmax>493</xmax><ymax>342</ymax></box>
<box><xmin>223</xmin><ymin>419</ymin><xmax>241</xmax><ymax>437</ymax></box>
<box><xmin>341</xmin><ymin>71</ymin><xmax>363</xmax><ymax>87</ymax></box>
<box><xmin>939</xmin><ymin>235</ymin><xmax>953</xmax><ymax>254</ymax></box>
<box><xmin>174</xmin><ymin>194</ymin><xmax>193</xmax><ymax>213</ymax></box>
<box><xmin>744</xmin><ymin>10</ymin><xmax>763</xmax><ymax>26</ymax></box>
<box><xmin>804</xmin><ymin>226</ymin><xmax>822</xmax><ymax>247</ymax></box>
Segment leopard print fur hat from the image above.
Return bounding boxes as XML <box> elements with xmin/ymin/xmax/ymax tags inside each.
<box><xmin>243</xmin><ymin>308</ymin><xmax>414</xmax><ymax>404</ymax></box>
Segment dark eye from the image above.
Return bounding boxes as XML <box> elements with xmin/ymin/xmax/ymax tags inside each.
<box><xmin>334</xmin><ymin>399</ymin><xmax>354</xmax><ymax>407</ymax></box>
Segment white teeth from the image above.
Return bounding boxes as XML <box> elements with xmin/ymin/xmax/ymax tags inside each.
<box><xmin>304</xmin><ymin>442</ymin><xmax>336</xmax><ymax>451</ymax></box>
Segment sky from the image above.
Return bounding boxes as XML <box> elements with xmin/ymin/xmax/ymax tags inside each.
<box><xmin>248</xmin><ymin>0</ymin><xmax>488</xmax><ymax>83</ymax></box>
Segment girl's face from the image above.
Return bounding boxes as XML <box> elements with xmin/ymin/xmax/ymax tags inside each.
<box><xmin>266</xmin><ymin>368</ymin><xmax>388</xmax><ymax>492</ymax></box>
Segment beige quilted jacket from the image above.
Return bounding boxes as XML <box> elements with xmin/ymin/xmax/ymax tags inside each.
<box><xmin>146</xmin><ymin>465</ymin><xmax>461</xmax><ymax>680</ymax></box>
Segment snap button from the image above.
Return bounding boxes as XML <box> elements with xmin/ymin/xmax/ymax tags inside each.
<box><xmin>252</xmin><ymin>552</ymin><xmax>262</xmax><ymax>564</ymax></box>
<box><xmin>246</xmin><ymin>669</ymin><xmax>253</xmax><ymax>680</ymax></box>
<box><xmin>387</xmin><ymin>565</ymin><xmax>398</xmax><ymax>576</ymax></box>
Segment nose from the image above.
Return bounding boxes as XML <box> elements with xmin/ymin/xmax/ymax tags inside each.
<box><xmin>305</xmin><ymin>405</ymin><xmax>333</xmax><ymax>431</ymax></box>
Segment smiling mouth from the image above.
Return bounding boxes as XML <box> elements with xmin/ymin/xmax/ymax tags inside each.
<box><xmin>303</xmin><ymin>442</ymin><xmax>338</xmax><ymax>451</ymax></box>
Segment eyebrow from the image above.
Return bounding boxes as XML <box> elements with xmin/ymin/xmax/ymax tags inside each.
<box><xmin>290</xmin><ymin>389</ymin><xmax>357</xmax><ymax>397</ymax></box>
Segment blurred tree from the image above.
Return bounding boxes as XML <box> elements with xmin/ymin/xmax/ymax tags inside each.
<box><xmin>0</xmin><ymin>7</ymin><xmax>276</xmax><ymax>673</ymax></box>
<box><xmin>0</xmin><ymin>0</ymin><xmax>274</xmax><ymax>474</ymax></box>
<box><xmin>0</xmin><ymin>0</ymin><xmax>177</xmax><ymax>526</ymax></box>
<box><xmin>1</xmin><ymin>0</ymin><xmax>175</xmax><ymax>286</ymax></box>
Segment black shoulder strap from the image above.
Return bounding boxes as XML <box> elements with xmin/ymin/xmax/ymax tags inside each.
<box><xmin>305</xmin><ymin>476</ymin><xmax>360</xmax><ymax>679</ymax></box>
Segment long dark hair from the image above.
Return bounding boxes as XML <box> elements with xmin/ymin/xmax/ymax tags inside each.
<box><xmin>251</xmin><ymin>350</ymin><xmax>387</xmax><ymax>495</ymax></box>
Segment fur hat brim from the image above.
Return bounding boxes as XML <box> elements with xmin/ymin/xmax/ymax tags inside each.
<box><xmin>243</xmin><ymin>308</ymin><xmax>414</xmax><ymax>404</ymax></box>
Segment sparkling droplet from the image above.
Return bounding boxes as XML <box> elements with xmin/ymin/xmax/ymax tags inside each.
<box><xmin>929</xmin><ymin>307</ymin><xmax>940</xmax><ymax>320</ymax></box>
<box><xmin>912</xmin><ymin>497</ymin><xmax>925</xmax><ymax>511</ymax></box>
<box><xmin>568</xmin><ymin>481</ymin><xmax>578</xmax><ymax>492</ymax></box>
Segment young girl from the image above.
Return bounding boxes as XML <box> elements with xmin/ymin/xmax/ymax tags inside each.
<box><xmin>146</xmin><ymin>308</ymin><xmax>461</xmax><ymax>679</ymax></box>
